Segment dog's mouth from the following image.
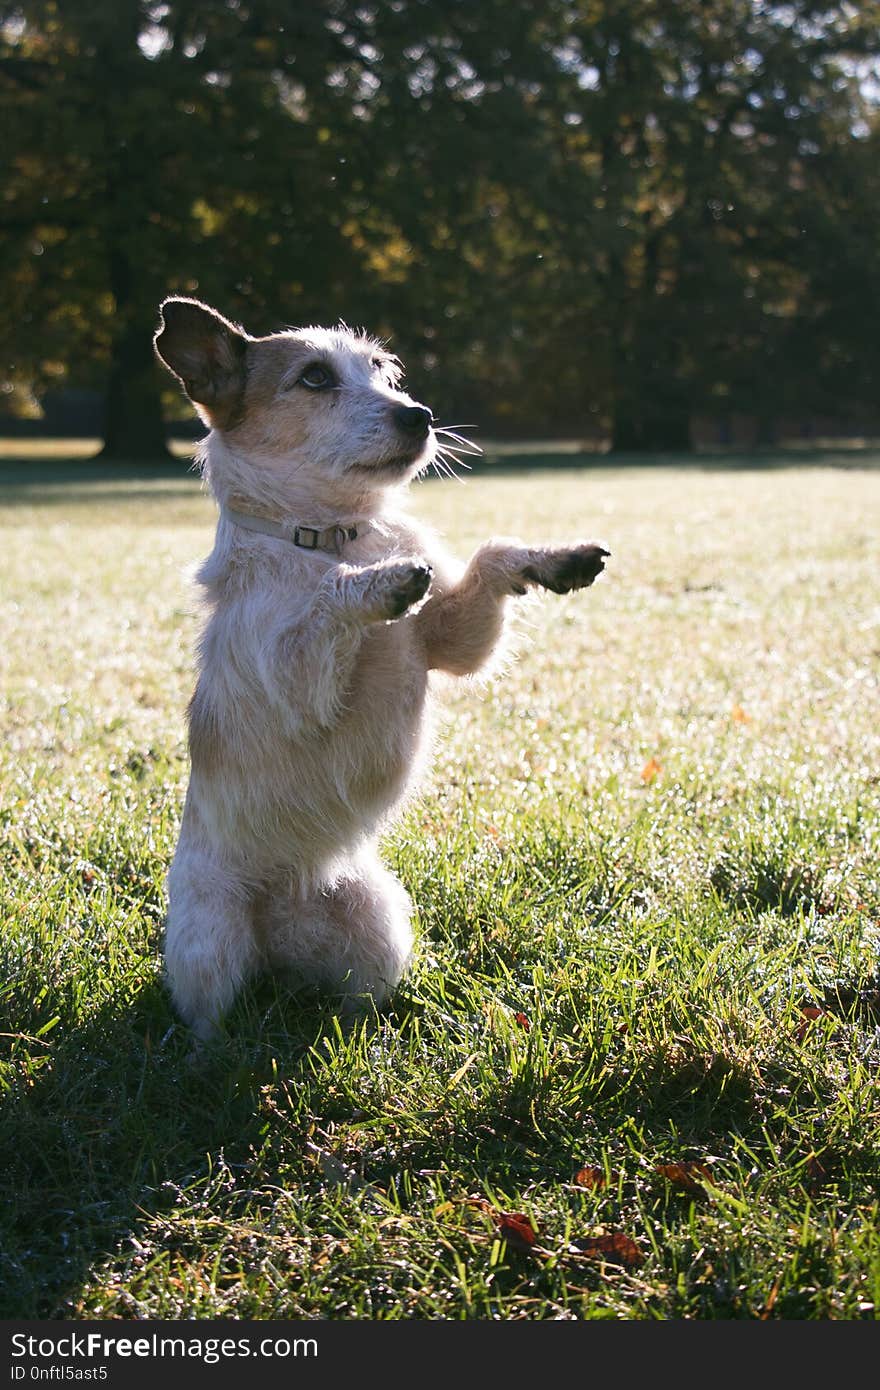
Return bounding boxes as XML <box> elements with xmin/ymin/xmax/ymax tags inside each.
<box><xmin>349</xmin><ymin>444</ymin><xmax>430</xmax><ymax>477</ymax></box>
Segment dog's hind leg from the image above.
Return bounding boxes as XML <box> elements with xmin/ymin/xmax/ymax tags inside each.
<box><xmin>164</xmin><ymin>842</ymin><xmax>263</xmax><ymax>1042</ymax></box>
<box><xmin>264</xmin><ymin>850</ymin><xmax>414</xmax><ymax>1010</ymax></box>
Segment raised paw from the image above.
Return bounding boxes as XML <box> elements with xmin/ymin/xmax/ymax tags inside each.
<box><xmin>381</xmin><ymin>561</ymin><xmax>434</xmax><ymax>619</ymax></box>
<box><xmin>520</xmin><ymin>543</ymin><xmax>610</xmax><ymax>595</ymax></box>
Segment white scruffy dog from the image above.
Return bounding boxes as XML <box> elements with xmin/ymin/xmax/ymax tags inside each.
<box><xmin>154</xmin><ymin>298</ymin><xmax>609</xmax><ymax>1040</ymax></box>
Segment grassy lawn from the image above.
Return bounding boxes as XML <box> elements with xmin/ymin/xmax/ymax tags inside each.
<box><xmin>1</xmin><ymin>449</ymin><xmax>879</xmax><ymax>1319</ymax></box>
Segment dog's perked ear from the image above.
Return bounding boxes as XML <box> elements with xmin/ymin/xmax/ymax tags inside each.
<box><xmin>154</xmin><ymin>298</ymin><xmax>249</xmax><ymax>427</ymax></box>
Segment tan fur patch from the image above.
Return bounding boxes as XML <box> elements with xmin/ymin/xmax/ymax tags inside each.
<box><xmin>187</xmin><ymin>679</ymin><xmax>223</xmax><ymax>777</ymax></box>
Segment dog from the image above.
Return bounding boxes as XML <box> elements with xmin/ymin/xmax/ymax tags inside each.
<box><xmin>153</xmin><ymin>297</ymin><xmax>609</xmax><ymax>1040</ymax></box>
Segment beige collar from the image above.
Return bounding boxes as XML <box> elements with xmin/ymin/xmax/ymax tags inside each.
<box><xmin>223</xmin><ymin>505</ymin><xmax>361</xmax><ymax>555</ymax></box>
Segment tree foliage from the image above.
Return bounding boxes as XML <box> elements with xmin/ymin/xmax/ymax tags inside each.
<box><xmin>1</xmin><ymin>0</ymin><xmax>878</xmax><ymax>454</ymax></box>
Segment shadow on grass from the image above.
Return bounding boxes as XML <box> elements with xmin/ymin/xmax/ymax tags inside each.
<box><xmin>0</xmin><ymin>977</ymin><xmax>337</xmax><ymax>1318</ymax></box>
<box><xmin>2</xmin><ymin>953</ymin><xmax>872</xmax><ymax>1317</ymax></box>
<box><xmin>476</xmin><ymin>447</ymin><xmax>880</xmax><ymax>476</ymax></box>
<box><xmin>0</xmin><ymin>458</ymin><xmax>198</xmax><ymax>486</ymax></box>
<box><xmin>1</xmin><ymin>445</ymin><xmax>878</xmax><ymax>499</ymax></box>
<box><xmin>0</xmin><ymin>970</ymin><xmax>760</xmax><ymax>1318</ymax></box>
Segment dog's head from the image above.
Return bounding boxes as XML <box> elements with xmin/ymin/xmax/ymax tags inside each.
<box><xmin>154</xmin><ymin>298</ymin><xmax>435</xmax><ymax>514</ymax></box>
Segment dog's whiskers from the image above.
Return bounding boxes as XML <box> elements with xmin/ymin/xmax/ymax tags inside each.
<box><xmin>432</xmin><ymin>424</ymin><xmax>481</xmax><ymax>484</ymax></box>
<box><xmin>434</xmin><ymin>425</ymin><xmax>483</xmax><ymax>458</ymax></box>
<box><xmin>430</xmin><ymin>450</ymin><xmax>460</xmax><ymax>482</ymax></box>
<box><xmin>432</xmin><ymin>444</ymin><xmax>472</xmax><ymax>483</ymax></box>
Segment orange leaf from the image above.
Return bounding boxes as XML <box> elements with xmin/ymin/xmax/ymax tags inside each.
<box><xmin>640</xmin><ymin>757</ymin><xmax>662</xmax><ymax>784</ymax></box>
<box><xmin>570</xmin><ymin>1231</ymin><xmax>643</xmax><ymax>1268</ymax></box>
<box><xmin>513</xmin><ymin>1011</ymin><xmax>531</xmax><ymax>1032</ymax></box>
<box><xmin>794</xmin><ymin>1005</ymin><xmax>824</xmax><ymax>1042</ymax></box>
<box><xmin>575</xmin><ymin>1165</ymin><xmax>619</xmax><ymax>1189</ymax></box>
<box><xmin>493</xmin><ymin>1210</ymin><xmax>537</xmax><ymax>1252</ymax></box>
<box><xmin>655</xmin><ymin>1161</ymin><xmax>714</xmax><ymax>1194</ymax></box>
<box><xmin>731</xmin><ymin>704</ymin><xmax>752</xmax><ymax>724</ymax></box>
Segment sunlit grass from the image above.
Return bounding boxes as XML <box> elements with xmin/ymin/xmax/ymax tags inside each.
<box><xmin>1</xmin><ymin>454</ymin><xmax>879</xmax><ymax>1318</ymax></box>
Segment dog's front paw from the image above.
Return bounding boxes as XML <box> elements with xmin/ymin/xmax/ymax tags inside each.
<box><xmin>367</xmin><ymin>560</ymin><xmax>434</xmax><ymax>620</ymax></box>
<box><xmin>386</xmin><ymin>561</ymin><xmax>434</xmax><ymax>617</ymax></box>
<box><xmin>519</xmin><ymin>543</ymin><xmax>610</xmax><ymax>595</ymax></box>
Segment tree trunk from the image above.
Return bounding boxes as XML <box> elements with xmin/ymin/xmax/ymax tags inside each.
<box><xmin>612</xmin><ymin>401</ymin><xmax>693</xmax><ymax>453</ymax></box>
<box><xmin>99</xmin><ymin>311</ymin><xmax>171</xmax><ymax>461</ymax></box>
<box><xmin>96</xmin><ymin>9</ymin><xmax>172</xmax><ymax>464</ymax></box>
<box><xmin>99</xmin><ymin>245</ymin><xmax>171</xmax><ymax>461</ymax></box>
<box><xmin>753</xmin><ymin>413</ymin><xmax>778</xmax><ymax>448</ymax></box>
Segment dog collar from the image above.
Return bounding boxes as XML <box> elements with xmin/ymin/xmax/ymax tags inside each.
<box><xmin>223</xmin><ymin>506</ymin><xmax>360</xmax><ymax>555</ymax></box>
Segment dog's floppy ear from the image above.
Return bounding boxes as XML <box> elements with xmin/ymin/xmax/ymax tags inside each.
<box><xmin>154</xmin><ymin>298</ymin><xmax>248</xmax><ymax>424</ymax></box>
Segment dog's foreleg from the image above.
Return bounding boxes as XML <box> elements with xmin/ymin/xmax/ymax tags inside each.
<box><xmin>415</xmin><ymin>540</ymin><xmax>609</xmax><ymax>676</ymax></box>
<box><xmin>260</xmin><ymin>558</ymin><xmax>434</xmax><ymax>726</ymax></box>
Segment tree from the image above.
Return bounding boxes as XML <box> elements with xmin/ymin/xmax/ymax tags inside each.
<box><xmin>1</xmin><ymin>0</ymin><xmax>879</xmax><ymax>456</ymax></box>
<box><xmin>0</xmin><ymin>0</ymin><xmax>397</xmax><ymax>457</ymax></box>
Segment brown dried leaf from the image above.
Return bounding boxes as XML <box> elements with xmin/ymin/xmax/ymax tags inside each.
<box><xmin>640</xmin><ymin>756</ymin><xmax>662</xmax><ymax>785</ymax></box>
<box><xmin>655</xmin><ymin>1161</ymin><xmax>714</xmax><ymax>1194</ymax></box>
<box><xmin>804</xmin><ymin>1153</ymin><xmax>827</xmax><ymax>1189</ymax></box>
<box><xmin>493</xmin><ymin>1210</ymin><xmax>538</xmax><ymax>1252</ymax></box>
<box><xmin>513</xmin><ymin>1011</ymin><xmax>531</xmax><ymax>1032</ymax></box>
<box><xmin>570</xmin><ymin>1231</ymin><xmax>644</xmax><ymax>1268</ymax></box>
<box><xmin>731</xmin><ymin>704</ymin><xmax>752</xmax><ymax>724</ymax></box>
<box><xmin>803</xmin><ymin>1149</ymin><xmax>839</xmax><ymax>1193</ymax></box>
<box><xmin>794</xmin><ymin>1005</ymin><xmax>824</xmax><ymax>1043</ymax></box>
<box><xmin>574</xmin><ymin>1165</ymin><xmax>616</xmax><ymax>1190</ymax></box>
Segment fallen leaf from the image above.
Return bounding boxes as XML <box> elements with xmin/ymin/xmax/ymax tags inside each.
<box><xmin>493</xmin><ymin>1210</ymin><xmax>538</xmax><ymax>1252</ymax></box>
<box><xmin>803</xmin><ymin>1149</ymin><xmax>839</xmax><ymax>1192</ymax></box>
<box><xmin>804</xmin><ymin>1153</ymin><xmax>827</xmax><ymax>1189</ymax></box>
<box><xmin>513</xmin><ymin>1011</ymin><xmax>531</xmax><ymax>1032</ymax></box>
<box><xmin>570</xmin><ymin>1231</ymin><xmax>643</xmax><ymax>1268</ymax></box>
<box><xmin>794</xmin><ymin>1006</ymin><xmax>824</xmax><ymax>1043</ymax></box>
<box><xmin>575</xmin><ymin>1165</ymin><xmax>616</xmax><ymax>1189</ymax></box>
<box><xmin>731</xmin><ymin>704</ymin><xmax>752</xmax><ymax>724</ymax></box>
<box><xmin>640</xmin><ymin>757</ymin><xmax>662</xmax><ymax>784</ymax></box>
<box><xmin>655</xmin><ymin>1161</ymin><xmax>714</xmax><ymax>1194</ymax></box>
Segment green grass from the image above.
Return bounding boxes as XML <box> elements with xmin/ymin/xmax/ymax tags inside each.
<box><xmin>1</xmin><ymin>452</ymin><xmax>879</xmax><ymax>1319</ymax></box>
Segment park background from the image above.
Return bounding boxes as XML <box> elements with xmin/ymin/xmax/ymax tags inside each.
<box><xmin>2</xmin><ymin>0</ymin><xmax>880</xmax><ymax>456</ymax></box>
<box><xmin>1</xmin><ymin>1</ymin><xmax>880</xmax><ymax>1322</ymax></box>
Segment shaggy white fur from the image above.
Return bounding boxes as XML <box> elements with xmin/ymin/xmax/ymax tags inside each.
<box><xmin>154</xmin><ymin>298</ymin><xmax>609</xmax><ymax>1040</ymax></box>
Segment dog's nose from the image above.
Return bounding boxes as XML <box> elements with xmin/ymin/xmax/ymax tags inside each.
<box><xmin>394</xmin><ymin>404</ymin><xmax>433</xmax><ymax>438</ymax></box>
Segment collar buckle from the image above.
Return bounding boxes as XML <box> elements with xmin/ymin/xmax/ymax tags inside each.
<box><xmin>291</xmin><ymin>525</ymin><xmax>320</xmax><ymax>549</ymax></box>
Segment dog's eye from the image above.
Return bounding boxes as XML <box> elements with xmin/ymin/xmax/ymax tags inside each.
<box><xmin>299</xmin><ymin>363</ymin><xmax>335</xmax><ymax>390</ymax></box>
